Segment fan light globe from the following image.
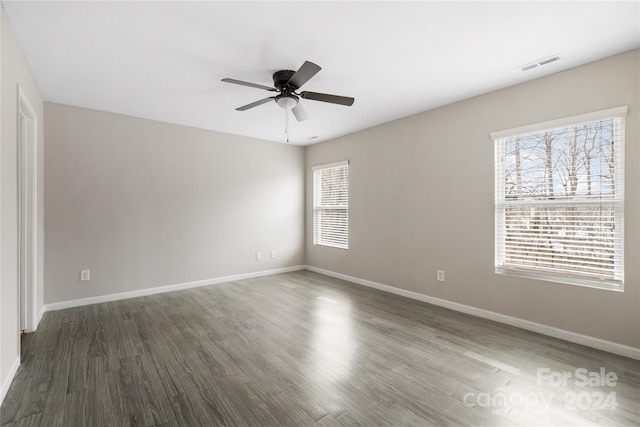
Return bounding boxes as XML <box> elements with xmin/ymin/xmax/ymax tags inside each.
<box><xmin>276</xmin><ymin>95</ymin><xmax>298</xmax><ymax>110</ymax></box>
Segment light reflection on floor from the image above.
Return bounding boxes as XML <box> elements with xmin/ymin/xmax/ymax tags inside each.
<box><xmin>307</xmin><ymin>295</ymin><xmax>356</xmax><ymax>388</ymax></box>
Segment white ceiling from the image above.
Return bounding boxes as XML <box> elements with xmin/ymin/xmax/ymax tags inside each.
<box><xmin>3</xmin><ymin>1</ymin><xmax>639</xmax><ymax>145</ymax></box>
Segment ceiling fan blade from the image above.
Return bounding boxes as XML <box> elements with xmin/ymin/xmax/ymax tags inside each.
<box><xmin>291</xmin><ymin>103</ymin><xmax>309</xmax><ymax>122</ymax></box>
<box><xmin>300</xmin><ymin>91</ymin><xmax>354</xmax><ymax>106</ymax></box>
<box><xmin>287</xmin><ymin>61</ymin><xmax>321</xmax><ymax>89</ymax></box>
<box><xmin>236</xmin><ymin>97</ymin><xmax>275</xmax><ymax>111</ymax></box>
<box><xmin>222</xmin><ymin>78</ymin><xmax>276</xmax><ymax>91</ymax></box>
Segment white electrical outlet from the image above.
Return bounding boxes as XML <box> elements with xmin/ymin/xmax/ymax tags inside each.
<box><xmin>437</xmin><ymin>270</ymin><xmax>445</xmax><ymax>282</ymax></box>
<box><xmin>80</xmin><ymin>269</ymin><xmax>90</xmax><ymax>281</ymax></box>
<box><xmin>271</xmin><ymin>250</ymin><xmax>276</xmax><ymax>258</ymax></box>
<box><xmin>256</xmin><ymin>251</ymin><xmax>262</xmax><ymax>260</ymax></box>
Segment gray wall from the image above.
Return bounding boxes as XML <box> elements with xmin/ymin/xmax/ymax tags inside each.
<box><xmin>306</xmin><ymin>49</ymin><xmax>640</xmax><ymax>348</ymax></box>
<box><xmin>44</xmin><ymin>103</ymin><xmax>304</xmax><ymax>304</ymax></box>
<box><xmin>1</xmin><ymin>8</ymin><xmax>45</xmax><ymax>396</ymax></box>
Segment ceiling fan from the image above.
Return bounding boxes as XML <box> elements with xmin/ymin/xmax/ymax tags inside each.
<box><xmin>222</xmin><ymin>61</ymin><xmax>354</xmax><ymax>141</ymax></box>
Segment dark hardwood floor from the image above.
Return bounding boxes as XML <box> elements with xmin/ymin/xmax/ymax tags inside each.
<box><xmin>1</xmin><ymin>270</ymin><xmax>639</xmax><ymax>426</ymax></box>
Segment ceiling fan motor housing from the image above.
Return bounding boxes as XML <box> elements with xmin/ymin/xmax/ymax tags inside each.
<box><xmin>273</xmin><ymin>70</ymin><xmax>296</xmax><ymax>90</ymax></box>
<box><xmin>273</xmin><ymin>69</ymin><xmax>300</xmax><ymax>109</ymax></box>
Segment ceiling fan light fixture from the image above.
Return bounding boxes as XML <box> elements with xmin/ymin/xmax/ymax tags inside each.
<box><xmin>276</xmin><ymin>94</ymin><xmax>299</xmax><ymax>110</ymax></box>
<box><xmin>222</xmin><ymin>61</ymin><xmax>355</xmax><ymax>133</ymax></box>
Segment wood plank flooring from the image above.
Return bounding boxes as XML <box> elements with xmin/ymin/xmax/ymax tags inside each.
<box><xmin>1</xmin><ymin>271</ymin><xmax>639</xmax><ymax>426</ymax></box>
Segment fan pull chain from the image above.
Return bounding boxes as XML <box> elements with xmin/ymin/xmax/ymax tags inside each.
<box><xmin>285</xmin><ymin>107</ymin><xmax>290</xmax><ymax>143</ymax></box>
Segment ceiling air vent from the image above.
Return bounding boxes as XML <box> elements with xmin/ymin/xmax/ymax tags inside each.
<box><xmin>521</xmin><ymin>63</ymin><xmax>539</xmax><ymax>72</ymax></box>
<box><xmin>519</xmin><ymin>54</ymin><xmax>562</xmax><ymax>72</ymax></box>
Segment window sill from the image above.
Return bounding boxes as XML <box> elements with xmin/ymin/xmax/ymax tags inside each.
<box><xmin>495</xmin><ymin>267</ymin><xmax>623</xmax><ymax>292</ymax></box>
<box><xmin>313</xmin><ymin>243</ymin><xmax>349</xmax><ymax>250</ymax></box>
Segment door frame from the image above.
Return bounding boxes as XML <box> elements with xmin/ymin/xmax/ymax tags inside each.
<box><xmin>17</xmin><ymin>85</ymin><xmax>38</xmax><ymax>333</ymax></box>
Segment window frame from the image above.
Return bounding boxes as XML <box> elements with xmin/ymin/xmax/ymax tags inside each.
<box><xmin>491</xmin><ymin>106</ymin><xmax>627</xmax><ymax>291</ymax></box>
<box><xmin>312</xmin><ymin>160</ymin><xmax>349</xmax><ymax>250</ymax></box>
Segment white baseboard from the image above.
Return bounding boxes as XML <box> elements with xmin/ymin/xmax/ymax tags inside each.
<box><xmin>1</xmin><ymin>357</ymin><xmax>20</xmax><ymax>404</ymax></box>
<box><xmin>304</xmin><ymin>265</ymin><xmax>640</xmax><ymax>361</ymax></box>
<box><xmin>44</xmin><ymin>265</ymin><xmax>305</xmax><ymax>312</ymax></box>
<box><xmin>39</xmin><ymin>264</ymin><xmax>640</xmax><ymax>360</ymax></box>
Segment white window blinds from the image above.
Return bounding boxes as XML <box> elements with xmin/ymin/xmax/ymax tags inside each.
<box><xmin>313</xmin><ymin>161</ymin><xmax>349</xmax><ymax>249</ymax></box>
<box><xmin>492</xmin><ymin>107</ymin><xmax>626</xmax><ymax>290</ymax></box>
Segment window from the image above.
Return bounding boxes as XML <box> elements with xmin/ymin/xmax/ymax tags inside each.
<box><xmin>313</xmin><ymin>161</ymin><xmax>349</xmax><ymax>249</ymax></box>
<box><xmin>491</xmin><ymin>107</ymin><xmax>626</xmax><ymax>290</ymax></box>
